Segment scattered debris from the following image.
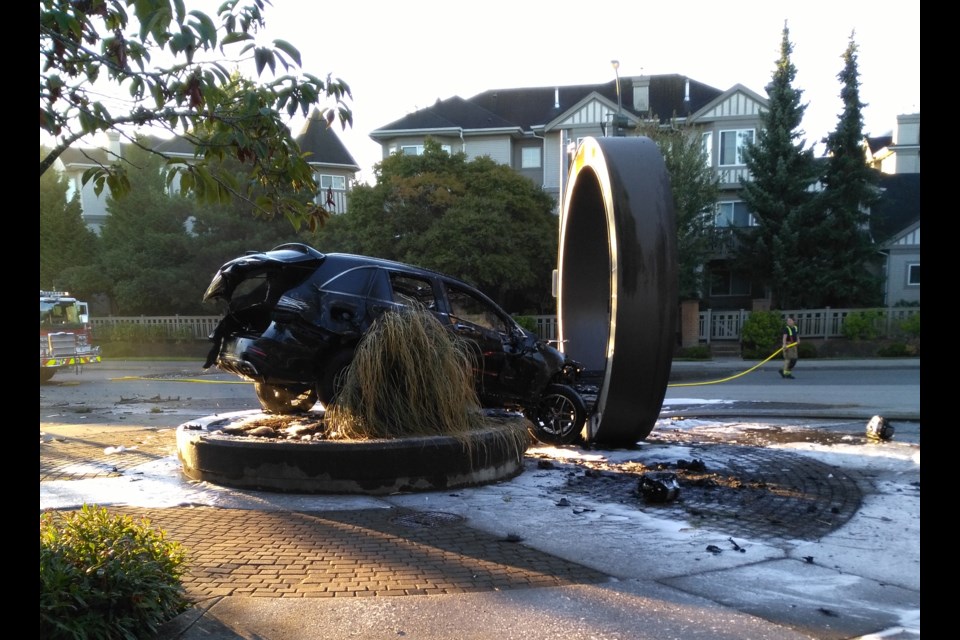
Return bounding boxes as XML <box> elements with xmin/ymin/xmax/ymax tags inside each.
<box><xmin>637</xmin><ymin>472</ymin><xmax>680</xmax><ymax>503</ymax></box>
<box><xmin>817</xmin><ymin>607</ymin><xmax>839</xmax><ymax>617</ymax></box>
<box><xmin>676</xmin><ymin>458</ymin><xmax>706</xmax><ymax>471</ymax></box>
<box><xmin>104</xmin><ymin>445</ymin><xmax>137</xmax><ymax>455</ymax></box>
<box><xmin>866</xmin><ymin>415</ymin><xmax>895</xmax><ymax>441</ymax></box>
<box><xmin>503</xmin><ymin>533</ymin><xmax>523</xmax><ymax>543</ymax></box>
<box><xmin>728</xmin><ymin>537</ymin><xmax>746</xmax><ymax>552</ymax></box>
<box><xmin>706</xmin><ymin>545</ymin><xmax>723</xmax><ymax>554</ymax></box>
<box><xmin>803</xmin><ymin>556</ymin><xmax>815</xmax><ymax>564</ymax></box>
<box><xmin>556</xmin><ymin>498</ymin><xmax>571</xmax><ymax>507</ymax></box>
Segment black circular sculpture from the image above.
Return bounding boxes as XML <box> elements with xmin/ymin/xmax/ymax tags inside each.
<box><xmin>558</xmin><ymin>136</ymin><xmax>677</xmax><ymax>445</ymax></box>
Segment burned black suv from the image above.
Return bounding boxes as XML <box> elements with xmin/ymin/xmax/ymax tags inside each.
<box><xmin>202</xmin><ymin>243</ymin><xmax>587</xmax><ymax>444</ymax></box>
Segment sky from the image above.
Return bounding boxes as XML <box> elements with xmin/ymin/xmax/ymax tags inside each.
<box><xmin>243</xmin><ymin>0</ymin><xmax>920</xmax><ymax>183</ymax></box>
<box><xmin>45</xmin><ymin>0</ymin><xmax>920</xmax><ymax>186</ymax></box>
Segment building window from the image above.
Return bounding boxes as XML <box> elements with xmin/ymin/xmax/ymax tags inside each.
<box><xmin>907</xmin><ymin>263</ymin><xmax>920</xmax><ymax>286</ymax></box>
<box><xmin>701</xmin><ymin>132</ymin><xmax>712</xmax><ymax>167</ymax></box>
<box><xmin>719</xmin><ymin>129</ymin><xmax>754</xmax><ymax>166</ymax></box>
<box><xmin>709</xmin><ymin>269</ymin><xmax>752</xmax><ymax>297</ymax></box>
<box><xmin>521</xmin><ymin>147</ymin><xmax>541</xmax><ymax>168</ymax></box>
<box><xmin>396</xmin><ymin>144</ymin><xmax>452</xmax><ymax>156</ymax></box>
<box><xmin>714</xmin><ymin>201</ymin><xmax>755</xmax><ymax>228</ymax></box>
<box><xmin>319</xmin><ymin>175</ymin><xmax>346</xmax><ymax>190</ymax></box>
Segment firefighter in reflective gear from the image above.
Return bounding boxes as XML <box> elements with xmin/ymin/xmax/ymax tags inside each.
<box><xmin>780</xmin><ymin>316</ymin><xmax>799</xmax><ymax>378</ymax></box>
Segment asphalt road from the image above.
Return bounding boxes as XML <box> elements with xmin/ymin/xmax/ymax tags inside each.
<box><xmin>40</xmin><ymin>358</ymin><xmax>921</xmax><ymax>427</ymax></box>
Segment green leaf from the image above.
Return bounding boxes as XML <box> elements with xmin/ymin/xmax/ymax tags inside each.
<box><xmin>188</xmin><ymin>10</ymin><xmax>217</xmax><ymax>47</ymax></box>
<box><xmin>253</xmin><ymin>47</ymin><xmax>275</xmax><ymax>76</ymax></box>
<box><xmin>220</xmin><ymin>32</ymin><xmax>252</xmax><ymax>46</ymax></box>
<box><xmin>272</xmin><ymin>39</ymin><xmax>302</xmax><ymax>67</ymax></box>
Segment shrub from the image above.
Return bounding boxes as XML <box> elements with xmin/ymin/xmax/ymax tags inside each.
<box><xmin>878</xmin><ymin>341</ymin><xmax>919</xmax><ymax>357</ymax></box>
<box><xmin>842</xmin><ymin>310</ymin><xmax>883</xmax><ymax>340</ymax></box>
<box><xmin>94</xmin><ymin>323</ymin><xmax>195</xmax><ymax>343</ymax></box>
<box><xmin>675</xmin><ymin>345</ymin><xmax>711</xmax><ymax>360</ymax></box>
<box><xmin>898</xmin><ymin>312</ymin><xmax>920</xmax><ymax>339</ymax></box>
<box><xmin>325</xmin><ymin>305</ymin><xmax>487</xmax><ymax>439</ymax></box>
<box><xmin>512</xmin><ymin>315</ymin><xmax>538</xmax><ymax>333</ymax></box>
<box><xmin>740</xmin><ymin>310</ymin><xmax>784</xmax><ymax>360</ymax></box>
<box><xmin>40</xmin><ymin>504</ymin><xmax>187</xmax><ymax>640</ymax></box>
<box><xmin>797</xmin><ymin>342</ymin><xmax>818</xmax><ymax>359</ymax></box>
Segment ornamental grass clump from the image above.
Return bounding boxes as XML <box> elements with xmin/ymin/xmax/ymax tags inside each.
<box><xmin>325</xmin><ymin>305</ymin><xmax>486</xmax><ymax>440</ymax></box>
<box><xmin>40</xmin><ymin>504</ymin><xmax>187</xmax><ymax>640</ymax></box>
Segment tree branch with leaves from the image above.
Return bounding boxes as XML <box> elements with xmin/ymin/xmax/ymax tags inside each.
<box><xmin>40</xmin><ymin>0</ymin><xmax>352</xmax><ymax>231</ymax></box>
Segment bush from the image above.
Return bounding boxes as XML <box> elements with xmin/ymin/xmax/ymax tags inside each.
<box><xmin>898</xmin><ymin>312</ymin><xmax>920</xmax><ymax>339</ymax></box>
<box><xmin>842</xmin><ymin>310</ymin><xmax>883</xmax><ymax>340</ymax></box>
<box><xmin>325</xmin><ymin>305</ymin><xmax>487</xmax><ymax>439</ymax></box>
<box><xmin>512</xmin><ymin>315</ymin><xmax>538</xmax><ymax>333</ymax></box>
<box><xmin>797</xmin><ymin>342</ymin><xmax>818</xmax><ymax>359</ymax></box>
<box><xmin>675</xmin><ymin>345</ymin><xmax>711</xmax><ymax>360</ymax></box>
<box><xmin>878</xmin><ymin>341</ymin><xmax>919</xmax><ymax>357</ymax></box>
<box><xmin>740</xmin><ymin>310</ymin><xmax>784</xmax><ymax>360</ymax></box>
<box><xmin>94</xmin><ymin>323</ymin><xmax>195</xmax><ymax>343</ymax></box>
<box><xmin>40</xmin><ymin>504</ymin><xmax>187</xmax><ymax>640</ymax></box>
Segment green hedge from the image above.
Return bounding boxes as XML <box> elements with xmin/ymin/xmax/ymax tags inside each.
<box><xmin>40</xmin><ymin>504</ymin><xmax>188</xmax><ymax>639</ymax></box>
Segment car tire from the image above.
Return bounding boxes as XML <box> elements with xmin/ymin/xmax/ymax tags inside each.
<box><xmin>40</xmin><ymin>368</ymin><xmax>56</xmax><ymax>384</ymax></box>
<box><xmin>526</xmin><ymin>384</ymin><xmax>587</xmax><ymax>445</ymax></box>
<box><xmin>316</xmin><ymin>349</ymin><xmax>355</xmax><ymax>407</ymax></box>
<box><xmin>254</xmin><ymin>383</ymin><xmax>318</xmax><ymax>414</ymax></box>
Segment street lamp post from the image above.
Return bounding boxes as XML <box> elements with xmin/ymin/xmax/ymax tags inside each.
<box><xmin>611</xmin><ymin>59</ymin><xmax>623</xmax><ymax>136</ymax></box>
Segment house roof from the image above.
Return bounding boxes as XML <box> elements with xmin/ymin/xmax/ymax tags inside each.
<box><xmin>57</xmin><ymin>116</ymin><xmax>359</xmax><ymax>173</ymax></box>
<box><xmin>866</xmin><ymin>134</ymin><xmax>894</xmax><ymax>155</ymax></box>
<box><xmin>871</xmin><ymin>172</ymin><xmax>921</xmax><ymax>243</ymax></box>
<box><xmin>370</xmin><ymin>74</ymin><xmax>725</xmax><ymax>138</ymax></box>
<box><xmin>295</xmin><ymin>110</ymin><xmax>360</xmax><ymax>170</ymax></box>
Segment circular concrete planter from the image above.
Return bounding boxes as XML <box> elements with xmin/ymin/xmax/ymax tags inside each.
<box><xmin>177</xmin><ymin>410</ymin><xmax>530</xmax><ymax>494</ymax></box>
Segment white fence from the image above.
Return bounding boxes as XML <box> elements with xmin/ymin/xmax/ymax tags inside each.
<box><xmin>529</xmin><ymin>307</ymin><xmax>919</xmax><ymax>343</ymax></box>
<box><xmin>91</xmin><ymin>307</ymin><xmax>918</xmax><ymax>344</ymax></box>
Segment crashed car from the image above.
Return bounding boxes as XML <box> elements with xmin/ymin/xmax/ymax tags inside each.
<box><xmin>202</xmin><ymin>243</ymin><xmax>588</xmax><ymax>444</ymax></box>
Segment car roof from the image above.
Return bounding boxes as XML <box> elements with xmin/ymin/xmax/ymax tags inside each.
<box><xmin>320</xmin><ymin>252</ymin><xmax>478</xmax><ymax>291</ymax></box>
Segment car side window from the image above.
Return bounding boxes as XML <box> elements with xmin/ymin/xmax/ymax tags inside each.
<box><xmin>322</xmin><ymin>266</ymin><xmax>377</xmax><ymax>296</ymax></box>
<box><xmin>446</xmin><ymin>286</ymin><xmax>509</xmax><ymax>335</ymax></box>
<box><xmin>389</xmin><ymin>273</ymin><xmax>438</xmax><ymax>309</ymax></box>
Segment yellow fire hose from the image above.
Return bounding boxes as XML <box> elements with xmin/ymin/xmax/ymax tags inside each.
<box><xmin>668</xmin><ymin>345</ymin><xmax>793</xmax><ymax>388</ymax></box>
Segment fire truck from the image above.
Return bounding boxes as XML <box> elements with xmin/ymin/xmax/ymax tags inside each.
<box><xmin>40</xmin><ymin>290</ymin><xmax>102</xmax><ymax>383</ymax></box>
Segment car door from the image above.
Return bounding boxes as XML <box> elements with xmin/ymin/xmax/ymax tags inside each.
<box><xmin>440</xmin><ymin>282</ymin><xmax>513</xmax><ymax>402</ymax></box>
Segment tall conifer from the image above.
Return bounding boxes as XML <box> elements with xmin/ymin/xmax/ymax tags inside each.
<box><xmin>815</xmin><ymin>33</ymin><xmax>883</xmax><ymax>307</ymax></box>
<box><xmin>736</xmin><ymin>22</ymin><xmax>820</xmax><ymax>308</ymax></box>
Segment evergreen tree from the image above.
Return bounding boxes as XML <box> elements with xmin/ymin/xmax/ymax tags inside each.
<box><xmin>735</xmin><ymin>22</ymin><xmax>820</xmax><ymax>308</ymax></box>
<box><xmin>39</xmin><ymin>145</ymin><xmax>99</xmax><ymax>291</ymax></box>
<box><xmin>814</xmin><ymin>33</ymin><xmax>884</xmax><ymax>307</ymax></box>
<box><xmin>319</xmin><ymin>139</ymin><xmax>558</xmax><ymax>313</ymax></box>
<box><xmin>635</xmin><ymin>119</ymin><xmax>719</xmax><ymax>300</ymax></box>
<box><xmin>96</xmin><ymin>144</ymin><xmax>197</xmax><ymax>315</ymax></box>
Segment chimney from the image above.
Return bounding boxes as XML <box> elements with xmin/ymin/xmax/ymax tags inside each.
<box><xmin>632</xmin><ymin>76</ymin><xmax>650</xmax><ymax>113</ymax></box>
<box><xmin>105</xmin><ymin>131</ymin><xmax>122</xmax><ymax>161</ymax></box>
<box><xmin>554</xmin><ymin>88</ymin><xmax>560</xmax><ymax>109</ymax></box>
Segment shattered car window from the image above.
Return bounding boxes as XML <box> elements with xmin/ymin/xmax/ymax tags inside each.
<box><xmin>389</xmin><ymin>273</ymin><xmax>438</xmax><ymax>309</ymax></box>
<box><xmin>446</xmin><ymin>285</ymin><xmax>509</xmax><ymax>336</ymax></box>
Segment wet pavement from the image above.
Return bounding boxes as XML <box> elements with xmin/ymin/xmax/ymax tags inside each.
<box><xmin>40</xmin><ymin>359</ymin><xmax>920</xmax><ymax>640</ymax></box>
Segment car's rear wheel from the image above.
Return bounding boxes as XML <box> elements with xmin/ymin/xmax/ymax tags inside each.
<box><xmin>526</xmin><ymin>384</ymin><xmax>587</xmax><ymax>445</ymax></box>
<box><xmin>316</xmin><ymin>349</ymin><xmax>355</xmax><ymax>407</ymax></box>
<box><xmin>254</xmin><ymin>383</ymin><xmax>318</xmax><ymax>414</ymax></box>
<box><xmin>40</xmin><ymin>368</ymin><xmax>56</xmax><ymax>384</ymax></box>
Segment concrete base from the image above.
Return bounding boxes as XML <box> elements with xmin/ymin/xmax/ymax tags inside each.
<box><xmin>176</xmin><ymin>410</ymin><xmax>530</xmax><ymax>494</ymax></box>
